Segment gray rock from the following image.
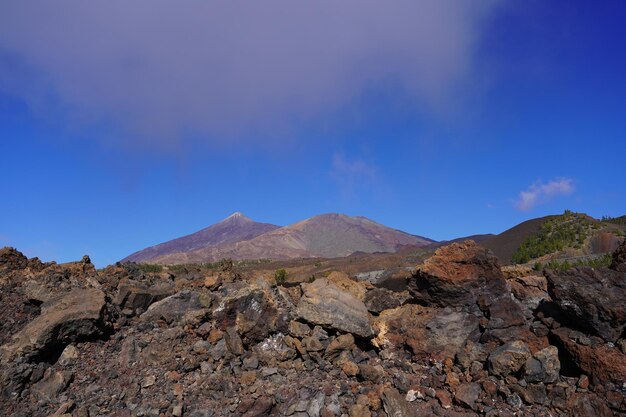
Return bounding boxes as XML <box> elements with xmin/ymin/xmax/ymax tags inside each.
<box><xmin>1</xmin><ymin>288</ymin><xmax>106</xmax><ymax>362</ymax></box>
<box><xmin>114</xmin><ymin>279</ymin><xmax>174</xmax><ymax>316</ymax></box>
<box><xmin>296</xmin><ymin>279</ymin><xmax>373</xmax><ymax>337</ymax></box>
<box><xmin>140</xmin><ymin>291</ymin><xmax>208</xmax><ymax>324</ymax></box>
<box><xmin>363</xmin><ymin>288</ymin><xmax>403</xmax><ymax>313</ymax></box>
<box><xmin>524</xmin><ymin>345</ymin><xmax>560</xmax><ymax>383</ymax></box>
<box><xmin>32</xmin><ymin>370</ymin><xmax>72</xmax><ymax>401</ymax></box>
<box><xmin>454</xmin><ymin>382</ymin><xmax>482</xmax><ymax>410</ymax></box>
<box><xmin>381</xmin><ymin>387</ymin><xmax>412</xmax><ymax>417</ymax></box>
<box><xmin>488</xmin><ymin>340</ymin><xmax>531</xmax><ymax>377</ymax></box>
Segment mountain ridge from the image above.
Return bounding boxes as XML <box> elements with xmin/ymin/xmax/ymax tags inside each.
<box><xmin>124</xmin><ymin>212</ymin><xmax>434</xmax><ymax>264</ymax></box>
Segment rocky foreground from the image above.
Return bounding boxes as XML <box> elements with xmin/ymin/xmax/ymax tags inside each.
<box><xmin>1</xmin><ymin>241</ymin><xmax>625</xmax><ymax>417</ymax></box>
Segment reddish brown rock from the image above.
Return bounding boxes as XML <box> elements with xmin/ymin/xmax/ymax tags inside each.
<box><xmin>552</xmin><ymin>327</ymin><xmax>626</xmax><ymax>385</ymax></box>
<box><xmin>409</xmin><ymin>241</ymin><xmax>507</xmax><ymax>308</ymax></box>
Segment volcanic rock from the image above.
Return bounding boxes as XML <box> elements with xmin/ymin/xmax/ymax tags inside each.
<box><xmin>296</xmin><ymin>278</ymin><xmax>373</xmax><ymax>337</ymax></box>
<box><xmin>1</xmin><ymin>288</ymin><xmax>106</xmax><ymax>363</ymax></box>
<box><xmin>524</xmin><ymin>345</ymin><xmax>560</xmax><ymax>383</ymax></box>
<box><xmin>488</xmin><ymin>340</ymin><xmax>531</xmax><ymax>377</ymax></box>
<box><xmin>610</xmin><ymin>239</ymin><xmax>626</xmax><ymax>272</ymax></box>
<box><xmin>409</xmin><ymin>240</ymin><xmax>507</xmax><ymax>309</ymax></box>
<box><xmin>546</xmin><ymin>265</ymin><xmax>626</xmax><ymax>342</ymax></box>
<box><xmin>140</xmin><ymin>290</ymin><xmax>210</xmax><ymax>325</ymax></box>
<box><xmin>0</xmin><ymin>247</ymin><xmax>29</xmax><ymax>272</ymax></box>
<box><xmin>551</xmin><ymin>326</ymin><xmax>626</xmax><ymax>385</ymax></box>
<box><xmin>114</xmin><ymin>278</ymin><xmax>174</xmax><ymax>316</ymax></box>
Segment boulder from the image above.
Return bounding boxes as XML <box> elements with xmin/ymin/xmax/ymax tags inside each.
<box><xmin>141</xmin><ymin>291</ymin><xmax>210</xmax><ymax>325</ymax></box>
<box><xmin>524</xmin><ymin>345</ymin><xmax>560</xmax><ymax>383</ymax></box>
<box><xmin>1</xmin><ymin>288</ymin><xmax>106</xmax><ymax>363</ymax></box>
<box><xmin>114</xmin><ymin>279</ymin><xmax>174</xmax><ymax>316</ymax></box>
<box><xmin>363</xmin><ymin>288</ymin><xmax>404</xmax><ymax>313</ymax></box>
<box><xmin>214</xmin><ymin>287</ymin><xmax>289</xmax><ymax>343</ymax></box>
<box><xmin>296</xmin><ymin>278</ymin><xmax>373</xmax><ymax>337</ymax></box>
<box><xmin>0</xmin><ymin>247</ymin><xmax>29</xmax><ymax>272</ymax></box>
<box><xmin>373</xmin><ymin>305</ymin><xmax>479</xmax><ymax>361</ymax></box>
<box><xmin>454</xmin><ymin>382</ymin><xmax>482</xmax><ymax>410</ymax></box>
<box><xmin>546</xmin><ymin>266</ymin><xmax>626</xmax><ymax>342</ymax></box>
<box><xmin>551</xmin><ymin>327</ymin><xmax>626</xmax><ymax>385</ymax></box>
<box><xmin>409</xmin><ymin>241</ymin><xmax>508</xmax><ymax>309</ymax></box>
<box><xmin>488</xmin><ymin>340</ymin><xmax>531</xmax><ymax>377</ymax></box>
<box><xmin>381</xmin><ymin>387</ymin><xmax>413</xmax><ymax>417</ymax></box>
<box><xmin>610</xmin><ymin>239</ymin><xmax>626</xmax><ymax>272</ymax></box>
<box><xmin>31</xmin><ymin>369</ymin><xmax>72</xmax><ymax>401</ymax></box>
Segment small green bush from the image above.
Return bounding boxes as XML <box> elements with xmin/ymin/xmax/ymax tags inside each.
<box><xmin>274</xmin><ymin>269</ymin><xmax>287</xmax><ymax>285</ymax></box>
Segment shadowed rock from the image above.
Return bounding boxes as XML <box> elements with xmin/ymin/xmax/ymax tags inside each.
<box><xmin>1</xmin><ymin>288</ymin><xmax>106</xmax><ymax>363</ymax></box>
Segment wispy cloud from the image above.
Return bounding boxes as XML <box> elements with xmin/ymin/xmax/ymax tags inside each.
<box><xmin>0</xmin><ymin>1</ymin><xmax>499</xmax><ymax>150</ymax></box>
<box><xmin>330</xmin><ymin>153</ymin><xmax>379</xmax><ymax>201</ymax></box>
<box><xmin>516</xmin><ymin>178</ymin><xmax>575</xmax><ymax>211</ymax></box>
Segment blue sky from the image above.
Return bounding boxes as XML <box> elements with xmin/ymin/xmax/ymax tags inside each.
<box><xmin>1</xmin><ymin>1</ymin><xmax>625</xmax><ymax>267</ymax></box>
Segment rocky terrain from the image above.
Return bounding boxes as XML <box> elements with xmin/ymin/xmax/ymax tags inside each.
<box><xmin>1</xmin><ymin>240</ymin><xmax>625</xmax><ymax>416</ymax></box>
<box><xmin>123</xmin><ymin>213</ymin><xmax>434</xmax><ymax>265</ymax></box>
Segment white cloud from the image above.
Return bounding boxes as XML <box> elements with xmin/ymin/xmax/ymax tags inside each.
<box><xmin>516</xmin><ymin>178</ymin><xmax>575</xmax><ymax>211</ymax></box>
<box><xmin>0</xmin><ymin>1</ymin><xmax>500</xmax><ymax>149</ymax></box>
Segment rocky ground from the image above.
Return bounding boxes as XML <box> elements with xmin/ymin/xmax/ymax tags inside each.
<box><xmin>1</xmin><ymin>240</ymin><xmax>625</xmax><ymax>417</ymax></box>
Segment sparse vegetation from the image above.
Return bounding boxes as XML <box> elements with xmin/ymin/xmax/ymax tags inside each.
<box><xmin>539</xmin><ymin>253</ymin><xmax>613</xmax><ymax>272</ymax></box>
<box><xmin>274</xmin><ymin>268</ymin><xmax>287</xmax><ymax>285</ymax></box>
<box><xmin>512</xmin><ymin>210</ymin><xmax>594</xmax><ymax>264</ymax></box>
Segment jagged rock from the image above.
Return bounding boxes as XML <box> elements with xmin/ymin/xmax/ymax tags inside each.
<box><xmin>326</xmin><ymin>271</ymin><xmax>370</xmax><ymax>301</ymax></box>
<box><xmin>1</xmin><ymin>288</ymin><xmax>106</xmax><ymax>363</ymax></box>
<box><xmin>363</xmin><ymin>288</ymin><xmax>404</xmax><ymax>313</ymax></box>
<box><xmin>296</xmin><ymin>278</ymin><xmax>373</xmax><ymax>337</ymax></box>
<box><xmin>409</xmin><ymin>241</ymin><xmax>507</xmax><ymax>308</ymax></box>
<box><xmin>566</xmin><ymin>392</ymin><xmax>614</xmax><ymax>417</ymax></box>
<box><xmin>488</xmin><ymin>340</ymin><xmax>531</xmax><ymax>377</ymax></box>
<box><xmin>524</xmin><ymin>345</ymin><xmax>560</xmax><ymax>383</ymax></box>
<box><xmin>0</xmin><ymin>247</ymin><xmax>29</xmax><ymax>272</ymax></box>
<box><xmin>224</xmin><ymin>327</ymin><xmax>244</xmax><ymax>355</ymax></box>
<box><xmin>325</xmin><ymin>334</ymin><xmax>355</xmax><ymax>360</ymax></box>
<box><xmin>32</xmin><ymin>369</ymin><xmax>72</xmax><ymax>401</ymax></box>
<box><xmin>503</xmin><ymin>266</ymin><xmax>550</xmax><ymax>313</ymax></box>
<box><xmin>610</xmin><ymin>239</ymin><xmax>626</xmax><ymax>272</ymax></box>
<box><xmin>454</xmin><ymin>382</ymin><xmax>482</xmax><ymax>410</ymax></box>
<box><xmin>140</xmin><ymin>290</ymin><xmax>210</xmax><ymax>324</ymax></box>
<box><xmin>381</xmin><ymin>387</ymin><xmax>413</xmax><ymax>417</ymax></box>
<box><xmin>551</xmin><ymin>326</ymin><xmax>626</xmax><ymax>385</ymax></box>
<box><xmin>373</xmin><ymin>304</ymin><xmax>479</xmax><ymax>361</ymax></box>
<box><xmin>114</xmin><ymin>278</ymin><xmax>174</xmax><ymax>315</ymax></box>
<box><xmin>214</xmin><ymin>287</ymin><xmax>289</xmax><ymax>343</ymax></box>
<box><xmin>57</xmin><ymin>344</ymin><xmax>79</xmax><ymax>366</ymax></box>
<box><xmin>546</xmin><ymin>265</ymin><xmax>626</xmax><ymax>343</ymax></box>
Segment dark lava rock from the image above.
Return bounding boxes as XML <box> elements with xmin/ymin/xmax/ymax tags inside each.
<box><xmin>545</xmin><ymin>265</ymin><xmax>626</xmax><ymax>342</ymax></box>
<box><xmin>409</xmin><ymin>241</ymin><xmax>508</xmax><ymax>309</ymax></box>
<box><xmin>364</xmin><ymin>288</ymin><xmax>403</xmax><ymax>313</ymax></box>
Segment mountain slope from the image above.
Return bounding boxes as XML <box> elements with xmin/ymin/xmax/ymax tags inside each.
<box><xmin>150</xmin><ymin>213</ymin><xmax>434</xmax><ymax>264</ymax></box>
<box><xmin>121</xmin><ymin>212</ymin><xmax>280</xmax><ymax>263</ymax></box>
<box><xmin>480</xmin><ymin>215</ymin><xmax>558</xmax><ymax>265</ymax></box>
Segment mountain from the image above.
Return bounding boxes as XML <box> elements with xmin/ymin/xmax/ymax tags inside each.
<box><xmin>481</xmin><ymin>212</ymin><xmax>626</xmax><ymax>265</ymax></box>
<box><xmin>121</xmin><ymin>212</ymin><xmax>280</xmax><ymax>263</ymax></box>
<box><xmin>480</xmin><ymin>215</ymin><xmax>558</xmax><ymax>264</ymax></box>
<box><xmin>140</xmin><ymin>213</ymin><xmax>434</xmax><ymax>264</ymax></box>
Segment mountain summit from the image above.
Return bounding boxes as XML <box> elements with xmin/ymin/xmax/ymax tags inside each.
<box><xmin>121</xmin><ymin>212</ymin><xmax>280</xmax><ymax>263</ymax></box>
<box><xmin>123</xmin><ymin>213</ymin><xmax>434</xmax><ymax>264</ymax></box>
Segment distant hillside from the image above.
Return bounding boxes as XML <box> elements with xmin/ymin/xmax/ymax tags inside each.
<box><xmin>481</xmin><ymin>216</ymin><xmax>557</xmax><ymax>264</ymax></box>
<box><xmin>147</xmin><ymin>213</ymin><xmax>434</xmax><ymax>264</ymax></box>
<box><xmin>482</xmin><ymin>211</ymin><xmax>625</xmax><ymax>265</ymax></box>
<box><xmin>122</xmin><ymin>212</ymin><xmax>280</xmax><ymax>263</ymax></box>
